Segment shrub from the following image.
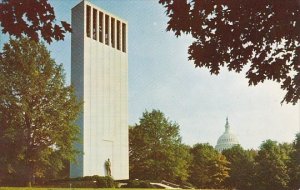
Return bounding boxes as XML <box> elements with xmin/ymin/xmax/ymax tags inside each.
<box><xmin>45</xmin><ymin>175</ymin><xmax>116</xmax><ymax>188</ymax></box>
<box><xmin>123</xmin><ymin>180</ymin><xmax>155</xmax><ymax>188</ymax></box>
<box><xmin>45</xmin><ymin>180</ymin><xmax>97</xmax><ymax>188</ymax></box>
<box><xmin>96</xmin><ymin>176</ymin><xmax>115</xmax><ymax>188</ymax></box>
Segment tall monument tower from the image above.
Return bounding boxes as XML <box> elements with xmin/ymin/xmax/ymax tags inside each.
<box><xmin>70</xmin><ymin>1</ymin><xmax>129</xmax><ymax>180</ymax></box>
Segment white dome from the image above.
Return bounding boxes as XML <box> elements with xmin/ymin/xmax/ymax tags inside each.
<box><xmin>215</xmin><ymin>118</ymin><xmax>239</xmax><ymax>152</ymax></box>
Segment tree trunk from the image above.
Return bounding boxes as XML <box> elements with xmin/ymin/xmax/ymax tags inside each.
<box><xmin>25</xmin><ymin>161</ymin><xmax>35</xmax><ymax>187</ymax></box>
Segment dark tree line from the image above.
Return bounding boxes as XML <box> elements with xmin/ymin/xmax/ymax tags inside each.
<box><xmin>129</xmin><ymin>110</ymin><xmax>300</xmax><ymax>190</ymax></box>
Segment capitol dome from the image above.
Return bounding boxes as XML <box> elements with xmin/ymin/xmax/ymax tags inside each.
<box><xmin>215</xmin><ymin>118</ymin><xmax>239</xmax><ymax>152</ymax></box>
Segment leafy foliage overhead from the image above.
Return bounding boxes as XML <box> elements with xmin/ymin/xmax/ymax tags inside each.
<box><xmin>159</xmin><ymin>0</ymin><xmax>300</xmax><ymax>104</ymax></box>
<box><xmin>0</xmin><ymin>0</ymin><xmax>71</xmax><ymax>43</ymax></box>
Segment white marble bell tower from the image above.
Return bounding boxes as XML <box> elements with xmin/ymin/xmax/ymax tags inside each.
<box><xmin>70</xmin><ymin>0</ymin><xmax>129</xmax><ymax>180</ymax></box>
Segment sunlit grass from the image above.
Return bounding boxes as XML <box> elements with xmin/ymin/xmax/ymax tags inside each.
<box><xmin>0</xmin><ymin>188</ymin><xmax>163</xmax><ymax>190</ymax></box>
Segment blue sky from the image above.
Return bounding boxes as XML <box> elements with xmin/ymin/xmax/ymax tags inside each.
<box><xmin>1</xmin><ymin>0</ymin><xmax>299</xmax><ymax>149</ymax></box>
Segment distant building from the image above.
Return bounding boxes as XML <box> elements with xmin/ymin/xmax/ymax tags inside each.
<box><xmin>215</xmin><ymin>118</ymin><xmax>239</xmax><ymax>152</ymax></box>
<box><xmin>70</xmin><ymin>0</ymin><xmax>129</xmax><ymax>180</ymax></box>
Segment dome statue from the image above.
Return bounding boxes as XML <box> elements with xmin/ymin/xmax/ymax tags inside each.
<box><xmin>215</xmin><ymin>117</ymin><xmax>239</xmax><ymax>152</ymax></box>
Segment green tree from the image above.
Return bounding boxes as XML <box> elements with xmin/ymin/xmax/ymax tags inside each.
<box><xmin>222</xmin><ymin>145</ymin><xmax>256</xmax><ymax>190</ymax></box>
<box><xmin>129</xmin><ymin>110</ymin><xmax>191</xmax><ymax>182</ymax></box>
<box><xmin>254</xmin><ymin>140</ymin><xmax>290</xmax><ymax>190</ymax></box>
<box><xmin>159</xmin><ymin>0</ymin><xmax>300</xmax><ymax>104</ymax></box>
<box><xmin>189</xmin><ymin>143</ymin><xmax>229</xmax><ymax>188</ymax></box>
<box><xmin>0</xmin><ymin>0</ymin><xmax>71</xmax><ymax>43</ymax></box>
<box><xmin>289</xmin><ymin>133</ymin><xmax>300</xmax><ymax>190</ymax></box>
<box><xmin>0</xmin><ymin>38</ymin><xmax>81</xmax><ymax>186</ymax></box>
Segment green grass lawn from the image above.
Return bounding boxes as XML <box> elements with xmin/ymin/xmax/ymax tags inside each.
<box><xmin>0</xmin><ymin>188</ymin><xmax>162</xmax><ymax>190</ymax></box>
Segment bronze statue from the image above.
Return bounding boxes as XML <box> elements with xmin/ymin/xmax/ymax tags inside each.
<box><xmin>105</xmin><ymin>158</ymin><xmax>111</xmax><ymax>176</ymax></box>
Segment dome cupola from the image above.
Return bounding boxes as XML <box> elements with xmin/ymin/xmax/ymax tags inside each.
<box><xmin>215</xmin><ymin>118</ymin><xmax>239</xmax><ymax>152</ymax></box>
